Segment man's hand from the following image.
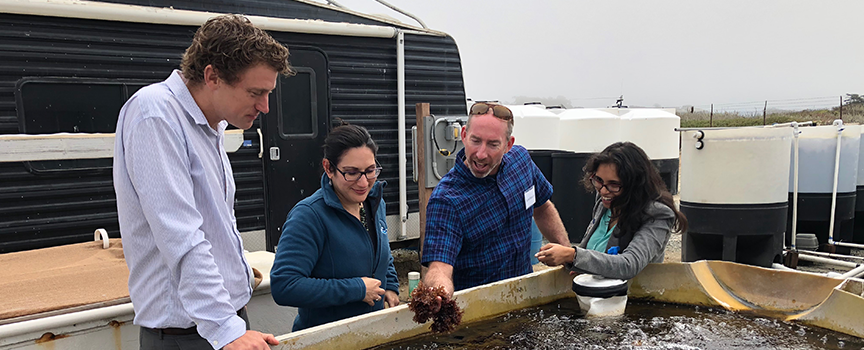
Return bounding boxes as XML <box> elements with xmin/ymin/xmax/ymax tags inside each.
<box><xmin>223</xmin><ymin>330</ymin><xmax>278</xmax><ymax>350</ymax></box>
<box><xmin>423</xmin><ymin>262</ymin><xmax>454</xmax><ymax>299</ymax></box>
<box><xmin>535</xmin><ymin>243</ymin><xmax>576</xmax><ymax>266</ymax></box>
<box><xmin>422</xmin><ymin>261</ymin><xmax>455</xmax><ymax>313</ymax></box>
<box><xmin>361</xmin><ymin>277</ymin><xmax>386</xmax><ymax>306</ymax></box>
<box><xmin>383</xmin><ymin>290</ymin><xmax>399</xmax><ymax>308</ymax></box>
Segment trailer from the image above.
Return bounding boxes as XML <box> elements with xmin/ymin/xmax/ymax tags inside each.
<box><xmin>0</xmin><ymin>0</ymin><xmax>467</xmax><ymax>347</ymax></box>
<box><xmin>0</xmin><ymin>0</ymin><xmax>468</xmax><ymax>253</ymax></box>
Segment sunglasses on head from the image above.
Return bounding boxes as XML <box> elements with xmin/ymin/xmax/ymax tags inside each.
<box><xmin>470</xmin><ymin>102</ymin><xmax>513</xmax><ymax>121</ymax></box>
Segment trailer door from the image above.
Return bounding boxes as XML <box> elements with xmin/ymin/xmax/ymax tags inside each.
<box><xmin>261</xmin><ymin>48</ymin><xmax>330</xmax><ymax>252</ymax></box>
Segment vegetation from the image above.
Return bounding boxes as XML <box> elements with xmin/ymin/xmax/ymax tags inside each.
<box><xmin>679</xmin><ymin>93</ymin><xmax>864</xmax><ymax>128</ymax></box>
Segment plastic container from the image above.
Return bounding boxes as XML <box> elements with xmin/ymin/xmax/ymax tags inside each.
<box><xmin>787</xmin><ymin>123</ymin><xmax>861</xmax><ymax>247</ymax></box>
<box><xmin>619</xmin><ymin>109</ymin><xmax>681</xmax><ymax>194</ymax></box>
<box><xmin>408</xmin><ymin>272</ymin><xmax>420</xmax><ymax>296</ymax></box>
<box><xmin>619</xmin><ymin>109</ymin><xmax>680</xmax><ymax>161</ymax></box>
<box><xmin>551</xmin><ymin>151</ymin><xmax>595</xmax><ymax>243</ymax></box>
<box><xmin>680</xmin><ymin>126</ymin><xmax>793</xmax><ymax>267</ymax></box>
<box><xmin>530</xmin><ymin>220</ymin><xmax>543</xmax><ymax>265</ymax></box>
<box><xmin>571</xmin><ymin>274</ymin><xmax>628</xmax><ymax>317</ymax></box>
<box><xmin>507</xmin><ymin>105</ymin><xmax>560</xmax><ymax>150</ymax></box>
<box><xmin>796</xmin><ymin>233</ymin><xmax>819</xmax><ymax>251</ymax></box>
<box><xmin>557</xmin><ymin>109</ymin><xmax>619</xmax><ymax>153</ymax></box>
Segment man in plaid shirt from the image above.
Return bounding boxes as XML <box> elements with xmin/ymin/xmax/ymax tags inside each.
<box><xmin>421</xmin><ymin>102</ymin><xmax>571</xmax><ymax>296</ymax></box>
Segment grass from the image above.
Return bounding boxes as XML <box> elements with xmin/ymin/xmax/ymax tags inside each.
<box><xmin>679</xmin><ymin>104</ymin><xmax>864</xmax><ymax>128</ymax></box>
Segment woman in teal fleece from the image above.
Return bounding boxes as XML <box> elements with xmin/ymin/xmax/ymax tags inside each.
<box><xmin>270</xmin><ymin>124</ymin><xmax>399</xmax><ymax>331</ymax></box>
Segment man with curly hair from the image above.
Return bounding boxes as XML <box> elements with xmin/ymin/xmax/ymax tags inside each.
<box><xmin>114</xmin><ymin>14</ymin><xmax>292</xmax><ymax>350</ymax></box>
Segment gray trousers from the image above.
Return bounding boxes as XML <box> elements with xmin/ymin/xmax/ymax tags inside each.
<box><xmin>139</xmin><ymin>307</ymin><xmax>250</xmax><ymax>350</ymax></box>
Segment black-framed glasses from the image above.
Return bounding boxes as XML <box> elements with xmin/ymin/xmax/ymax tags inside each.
<box><xmin>470</xmin><ymin>102</ymin><xmax>513</xmax><ymax>121</ymax></box>
<box><xmin>335</xmin><ymin>166</ymin><xmax>383</xmax><ymax>182</ymax></box>
<box><xmin>590</xmin><ymin>175</ymin><xmax>622</xmax><ymax>194</ymax></box>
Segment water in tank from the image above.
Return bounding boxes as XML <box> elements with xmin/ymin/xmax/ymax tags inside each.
<box><xmin>557</xmin><ymin>109</ymin><xmax>619</xmax><ymax>153</ymax></box>
<box><xmin>788</xmin><ymin>122</ymin><xmax>861</xmax><ymax>248</ymax></box>
<box><xmin>680</xmin><ymin>126</ymin><xmax>793</xmax><ymax>267</ymax></box>
<box><xmin>507</xmin><ymin>105</ymin><xmax>560</xmax><ymax>150</ymax></box>
<box><xmin>619</xmin><ymin>109</ymin><xmax>681</xmax><ymax>194</ymax></box>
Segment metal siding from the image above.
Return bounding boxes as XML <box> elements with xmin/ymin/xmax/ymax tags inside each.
<box><xmin>0</xmin><ymin>11</ymin><xmax>464</xmax><ymax>252</ymax></box>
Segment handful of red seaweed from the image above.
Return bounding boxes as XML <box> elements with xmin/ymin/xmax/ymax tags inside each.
<box><xmin>407</xmin><ymin>282</ymin><xmax>464</xmax><ymax>333</ymax></box>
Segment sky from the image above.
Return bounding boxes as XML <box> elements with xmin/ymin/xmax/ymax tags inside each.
<box><xmin>331</xmin><ymin>0</ymin><xmax>864</xmax><ymax>112</ymax></box>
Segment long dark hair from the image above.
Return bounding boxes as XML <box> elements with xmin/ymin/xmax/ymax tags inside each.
<box><xmin>581</xmin><ymin>142</ymin><xmax>687</xmax><ymax>236</ymax></box>
<box><xmin>322</xmin><ymin>121</ymin><xmax>378</xmax><ymax>171</ymax></box>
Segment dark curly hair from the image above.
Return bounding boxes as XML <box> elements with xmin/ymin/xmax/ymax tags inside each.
<box><xmin>581</xmin><ymin>142</ymin><xmax>688</xmax><ymax>237</ymax></box>
<box><xmin>181</xmin><ymin>14</ymin><xmax>293</xmax><ymax>85</ymax></box>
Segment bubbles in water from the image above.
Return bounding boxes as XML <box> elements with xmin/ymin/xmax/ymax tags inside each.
<box><xmin>374</xmin><ymin>300</ymin><xmax>864</xmax><ymax>350</ymax></box>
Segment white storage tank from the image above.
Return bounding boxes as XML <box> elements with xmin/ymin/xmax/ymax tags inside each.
<box><xmin>856</xmin><ymin>126</ymin><xmax>864</xmax><ymax>242</ymax></box>
<box><xmin>619</xmin><ymin>109</ymin><xmax>681</xmax><ymax>194</ymax></box>
<box><xmin>557</xmin><ymin>109</ymin><xmax>619</xmax><ymax>153</ymax></box>
<box><xmin>680</xmin><ymin>126</ymin><xmax>793</xmax><ymax>267</ymax></box>
<box><xmin>507</xmin><ymin>104</ymin><xmax>560</xmax><ymax>150</ymax></box>
<box><xmin>788</xmin><ymin>123</ymin><xmax>861</xmax><ymax>248</ymax></box>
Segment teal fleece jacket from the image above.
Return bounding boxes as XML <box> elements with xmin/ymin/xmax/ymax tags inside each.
<box><xmin>270</xmin><ymin>174</ymin><xmax>399</xmax><ymax>331</ymax></box>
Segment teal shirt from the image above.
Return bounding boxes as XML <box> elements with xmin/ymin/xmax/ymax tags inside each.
<box><xmin>586</xmin><ymin>210</ymin><xmax>616</xmax><ymax>252</ymax></box>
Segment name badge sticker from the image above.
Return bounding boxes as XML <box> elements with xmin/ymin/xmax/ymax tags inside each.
<box><xmin>524</xmin><ymin>185</ymin><xmax>536</xmax><ymax>210</ymax></box>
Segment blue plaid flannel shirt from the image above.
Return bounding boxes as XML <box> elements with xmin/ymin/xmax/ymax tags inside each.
<box><xmin>421</xmin><ymin>145</ymin><xmax>553</xmax><ymax>291</ymax></box>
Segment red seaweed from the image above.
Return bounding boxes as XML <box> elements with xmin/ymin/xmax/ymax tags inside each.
<box><xmin>407</xmin><ymin>282</ymin><xmax>464</xmax><ymax>333</ymax></box>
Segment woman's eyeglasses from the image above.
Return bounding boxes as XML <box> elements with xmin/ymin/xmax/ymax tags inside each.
<box><xmin>590</xmin><ymin>175</ymin><xmax>622</xmax><ymax>194</ymax></box>
<box><xmin>335</xmin><ymin>166</ymin><xmax>383</xmax><ymax>182</ymax></box>
<box><xmin>470</xmin><ymin>102</ymin><xmax>513</xmax><ymax>121</ymax></box>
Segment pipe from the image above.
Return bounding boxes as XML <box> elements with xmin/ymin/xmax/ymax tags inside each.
<box><xmin>799</xmin><ymin>249</ymin><xmax>864</xmax><ymax>262</ymax></box>
<box><xmin>771</xmin><ymin>263</ymin><xmax>830</xmax><ymax>277</ymax></box>
<box><xmin>674</xmin><ymin>122</ymin><xmax>816</xmax><ymax>133</ymax></box>
<box><xmin>798</xmin><ymin>253</ymin><xmax>859</xmax><ymax>268</ymax></box>
<box><xmin>841</xmin><ymin>264</ymin><xmax>864</xmax><ymax>279</ymax></box>
<box><xmin>791</xmin><ymin>122</ymin><xmax>800</xmax><ymax>250</ymax></box>
<box><xmin>1</xmin><ymin>0</ymin><xmax>407</xmax><ymax>38</ymax></box>
<box><xmin>374</xmin><ymin>0</ymin><xmax>428</xmax><ymax>29</ymax></box>
<box><xmin>397</xmin><ymin>30</ymin><xmax>408</xmax><ymax>241</ymax></box>
<box><xmin>832</xmin><ymin>241</ymin><xmax>864</xmax><ymax>250</ymax></box>
<box><xmin>0</xmin><ymin>303</ymin><xmax>134</xmax><ymax>339</ymax></box>
<box><xmin>769</xmin><ymin>121</ymin><xmax>815</xmax><ymax>128</ymax></box>
<box><xmin>430</xmin><ymin>118</ymin><xmax>447</xmax><ymax>180</ymax></box>
<box><xmin>828</xmin><ymin>119</ymin><xmax>844</xmax><ymax>245</ymax></box>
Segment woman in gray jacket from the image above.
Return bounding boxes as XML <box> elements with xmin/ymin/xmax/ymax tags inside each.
<box><xmin>536</xmin><ymin>142</ymin><xmax>687</xmax><ymax>280</ymax></box>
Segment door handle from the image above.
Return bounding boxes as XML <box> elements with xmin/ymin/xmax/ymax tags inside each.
<box><xmin>257</xmin><ymin>128</ymin><xmax>263</xmax><ymax>159</ymax></box>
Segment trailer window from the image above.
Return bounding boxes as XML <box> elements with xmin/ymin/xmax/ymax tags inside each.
<box><xmin>15</xmin><ymin>79</ymin><xmax>151</xmax><ymax>174</ymax></box>
<box><xmin>278</xmin><ymin>67</ymin><xmax>318</xmax><ymax>139</ymax></box>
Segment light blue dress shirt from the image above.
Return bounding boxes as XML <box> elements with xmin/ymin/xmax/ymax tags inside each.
<box><xmin>114</xmin><ymin>70</ymin><xmax>252</xmax><ymax>349</ymax></box>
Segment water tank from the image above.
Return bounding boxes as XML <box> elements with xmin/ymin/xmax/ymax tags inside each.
<box><xmin>856</xmin><ymin>126</ymin><xmax>864</xmax><ymax>243</ymax></box>
<box><xmin>552</xmin><ymin>109</ymin><xmax>621</xmax><ymax>242</ymax></box>
<box><xmin>787</xmin><ymin>123</ymin><xmax>861</xmax><ymax>249</ymax></box>
<box><xmin>557</xmin><ymin>109</ymin><xmax>620</xmax><ymax>153</ymax></box>
<box><xmin>551</xmin><ymin>151</ymin><xmax>595</xmax><ymax>243</ymax></box>
<box><xmin>619</xmin><ymin>109</ymin><xmax>681</xmax><ymax>194</ymax></box>
<box><xmin>545</xmin><ymin>106</ymin><xmax>568</xmax><ymax>114</ymax></box>
<box><xmin>681</xmin><ymin>127</ymin><xmax>793</xmax><ymax>267</ymax></box>
<box><xmin>508</xmin><ymin>105</ymin><xmax>560</xmax><ymax>150</ymax></box>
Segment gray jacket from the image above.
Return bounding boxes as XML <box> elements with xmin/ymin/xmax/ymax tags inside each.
<box><xmin>567</xmin><ymin>196</ymin><xmax>674</xmax><ymax>280</ymax></box>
